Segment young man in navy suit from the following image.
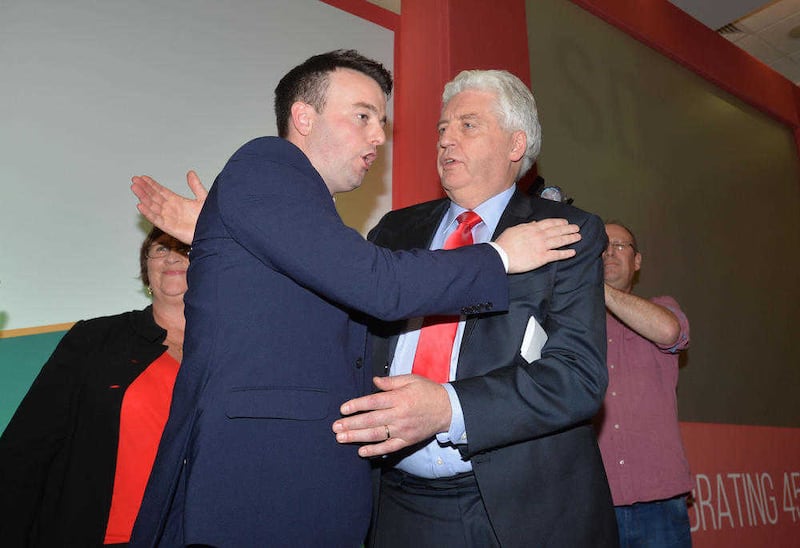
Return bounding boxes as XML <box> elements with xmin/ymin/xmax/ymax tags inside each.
<box><xmin>130</xmin><ymin>51</ymin><xmax>582</xmax><ymax>547</ymax></box>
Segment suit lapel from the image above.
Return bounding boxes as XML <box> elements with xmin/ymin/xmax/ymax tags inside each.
<box><xmin>398</xmin><ymin>201</ymin><xmax>449</xmax><ymax>250</ymax></box>
<box><xmin>378</xmin><ymin>200</ymin><xmax>449</xmax><ymax>373</ymax></box>
<box><xmin>491</xmin><ymin>188</ymin><xmax>536</xmax><ymax>239</ymax></box>
<box><xmin>458</xmin><ymin>190</ymin><xmax>536</xmax><ymax>376</ymax></box>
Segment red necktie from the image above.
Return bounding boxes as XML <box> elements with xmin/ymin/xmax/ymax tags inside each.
<box><xmin>411</xmin><ymin>211</ymin><xmax>483</xmax><ymax>382</ymax></box>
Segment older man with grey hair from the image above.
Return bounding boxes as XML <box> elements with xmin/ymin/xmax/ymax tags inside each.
<box><xmin>333</xmin><ymin>70</ymin><xmax>618</xmax><ymax>547</ymax></box>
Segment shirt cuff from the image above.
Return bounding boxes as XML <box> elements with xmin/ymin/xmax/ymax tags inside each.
<box><xmin>487</xmin><ymin>242</ymin><xmax>509</xmax><ymax>273</ymax></box>
<box><xmin>657</xmin><ymin>303</ymin><xmax>690</xmax><ymax>353</ymax></box>
<box><xmin>436</xmin><ymin>383</ymin><xmax>468</xmax><ymax>445</ymax></box>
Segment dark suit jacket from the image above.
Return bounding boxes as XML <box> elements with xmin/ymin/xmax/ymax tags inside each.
<box><xmin>130</xmin><ymin>137</ymin><xmax>511</xmax><ymax>548</ymax></box>
<box><xmin>0</xmin><ymin>307</ymin><xmax>168</xmax><ymax>547</ymax></box>
<box><xmin>367</xmin><ymin>190</ymin><xmax>618</xmax><ymax>547</ymax></box>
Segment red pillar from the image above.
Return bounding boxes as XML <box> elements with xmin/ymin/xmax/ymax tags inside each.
<box><xmin>393</xmin><ymin>0</ymin><xmax>530</xmax><ymax>208</ymax></box>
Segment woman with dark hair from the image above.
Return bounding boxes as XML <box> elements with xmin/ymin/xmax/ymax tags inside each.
<box><xmin>0</xmin><ymin>227</ymin><xmax>189</xmax><ymax>546</ymax></box>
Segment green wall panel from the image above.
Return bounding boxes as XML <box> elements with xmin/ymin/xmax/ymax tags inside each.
<box><xmin>0</xmin><ymin>331</ymin><xmax>66</xmax><ymax>434</ymax></box>
<box><xmin>526</xmin><ymin>0</ymin><xmax>800</xmax><ymax>426</ymax></box>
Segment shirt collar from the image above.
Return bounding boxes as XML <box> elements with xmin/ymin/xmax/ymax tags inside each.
<box><xmin>443</xmin><ymin>185</ymin><xmax>516</xmax><ymax>242</ymax></box>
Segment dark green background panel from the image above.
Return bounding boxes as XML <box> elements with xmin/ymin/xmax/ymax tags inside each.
<box><xmin>526</xmin><ymin>0</ymin><xmax>800</xmax><ymax>427</ymax></box>
<box><xmin>0</xmin><ymin>331</ymin><xmax>66</xmax><ymax>433</ymax></box>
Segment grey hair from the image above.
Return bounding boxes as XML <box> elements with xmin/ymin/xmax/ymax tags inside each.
<box><xmin>442</xmin><ymin>70</ymin><xmax>542</xmax><ymax>180</ymax></box>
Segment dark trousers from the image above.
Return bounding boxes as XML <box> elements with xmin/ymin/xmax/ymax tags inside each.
<box><xmin>370</xmin><ymin>468</ymin><xmax>500</xmax><ymax>548</ymax></box>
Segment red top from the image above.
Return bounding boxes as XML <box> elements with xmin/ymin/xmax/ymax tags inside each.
<box><xmin>104</xmin><ymin>351</ymin><xmax>179</xmax><ymax>544</ymax></box>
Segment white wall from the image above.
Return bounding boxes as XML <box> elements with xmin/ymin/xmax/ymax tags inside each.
<box><xmin>0</xmin><ymin>0</ymin><xmax>394</xmax><ymax>331</ymax></box>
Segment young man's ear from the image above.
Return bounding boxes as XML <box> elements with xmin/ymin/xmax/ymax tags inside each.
<box><xmin>290</xmin><ymin>101</ymin><xmax>315</xmax><ymax>137</ymax></box>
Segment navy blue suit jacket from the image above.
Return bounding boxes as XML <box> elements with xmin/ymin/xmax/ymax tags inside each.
<box><xmin>367</xmin><ymin>190</ymin><xmax>619</xmax><ymax>547</ymax></box>
<box><xmin>131</xmin><ymin>137</ymin><xmax>510</xmax><ymax>547</ymax></box>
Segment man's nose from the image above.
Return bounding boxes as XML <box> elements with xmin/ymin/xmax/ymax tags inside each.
<box><xmin>438</xmin><ymin>126</ymin><xmax>456</xmax><ymax>148</ymax></box>
<box><xmin>371</xmin><ymin>123</ymin><xmax>386</xmax><ymax>146</ymax></box>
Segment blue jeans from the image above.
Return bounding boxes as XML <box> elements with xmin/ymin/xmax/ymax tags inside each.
<box><xmin>615</xmin><ymin>495</ymin><xmax>692</xmax><ymax>548</ymax></box>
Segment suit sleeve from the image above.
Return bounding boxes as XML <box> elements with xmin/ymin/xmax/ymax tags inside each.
<box><xmin>0</xmin><ymin>322</ymin><xmax>88</xmax><ymax>543</ymax></box>
<box><xmin>215</xmin><ymin>149</ymin><xmax>509</xmax><ymax>321</ymax></box>
<box><xmin>452</xmin><ymin>214</ymin><xmax>608</xmax><ymax>457</ymax></box>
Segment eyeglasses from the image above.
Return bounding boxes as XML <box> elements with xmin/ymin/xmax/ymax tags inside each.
<box><xmin>146</xmin><ymin>243</ymin><xmax>191</xmax><ymax>259</ymax></box>
<box><xmin>605</xmin><ymin>242</ymin><xmax>636</xmax><ymax>253</ymax></box>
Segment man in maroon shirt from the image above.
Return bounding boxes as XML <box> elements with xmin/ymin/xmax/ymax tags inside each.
<box><xmin>596</xmin><ymin>221</ymin><xmax>693</xmax><ymax>547</ymax></box>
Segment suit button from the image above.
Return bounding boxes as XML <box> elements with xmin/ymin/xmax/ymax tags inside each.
<box><xmin>355</xmin><ymin>357</ymin><xmax>363</xmax><ymax>369</ymax></box>
<box><xmin>383</xmin><ymin>362</ymin><xmax>390</xmax><ymax>373</ymax></box>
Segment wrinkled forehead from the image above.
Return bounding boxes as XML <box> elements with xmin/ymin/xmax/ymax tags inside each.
<box><xmin>440</xmin><ymin>89</ymin><xmax>500</xmax><ymax>121</ymax></box>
